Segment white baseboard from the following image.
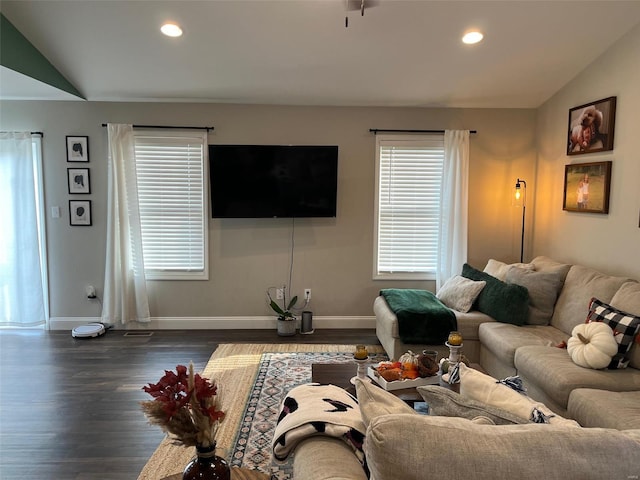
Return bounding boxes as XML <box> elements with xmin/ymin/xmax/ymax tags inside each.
<box><xmin>49</xmin><ymin>315</ymin><xmax>376</xmax><ymax>331</ymax></box>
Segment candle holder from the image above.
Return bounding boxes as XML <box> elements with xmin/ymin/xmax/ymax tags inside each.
<box><xmin>445</xmin><ymin>341</ymin><xmax>463</xmax><ymax>364</ymax></box>
<box><xmin>350</xmin><ymin>358</ymin><xmax>369</xmax><ymax>385</ymax></box>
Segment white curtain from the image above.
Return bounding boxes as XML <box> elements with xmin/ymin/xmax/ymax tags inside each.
<box><xmin>101</xmin><ymin>124</ymin><xmax>150</xmax><ymax>325</ymax></box>
<box><xmin>437</xmin><ymin>130</ymin><xmax>470</xmax><ymax>290</ymax></box>
<box><xmin>0</xmin><ymin>132</ymin><xmax>46</xmax><ymax>326</ymax></box>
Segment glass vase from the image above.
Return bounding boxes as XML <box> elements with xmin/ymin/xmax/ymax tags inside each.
<box><xmin>182</xmin><ymin>442</ymin><xmax>230</xmax><ymax>480</ymax></box>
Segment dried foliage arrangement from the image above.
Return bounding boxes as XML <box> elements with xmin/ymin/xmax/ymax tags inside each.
<box><xmin>141</xmin><ymin>363</ymin><xmax>225</xmax><ymax>448</ymax></box>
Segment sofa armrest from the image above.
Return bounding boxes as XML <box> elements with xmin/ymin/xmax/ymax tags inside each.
<box><xmin>292</xmin><ymin>436</ymin><xmax>367</xmax><ymax>480</ymax></box>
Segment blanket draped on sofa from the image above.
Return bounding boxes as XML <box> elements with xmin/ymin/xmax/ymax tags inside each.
<box><xmin>272</xmin><ymin>383</ymin><xmax>366</xmax><ymax>464</ymax></box>
<box><xmin>380</xmin><ymin>289</ymin><xmax>457</xmax><ymax>344</ymax></box>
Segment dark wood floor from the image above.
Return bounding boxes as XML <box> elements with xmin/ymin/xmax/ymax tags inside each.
<box><xmin>0</xmin><ymin>328</ymin><xmax>379</xmax><ymax>480</ymax></box>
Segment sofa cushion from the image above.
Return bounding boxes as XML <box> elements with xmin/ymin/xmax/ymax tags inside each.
<box><xmin>457</xmin><ymin>363</ymin><xmax>578</xmax><ymax>426</ymax></box>
<box><xmin>587</xmin><ymin>297</ymin><xmax>640</xmax><ymax>369</ymax></box>
<box><xmin>514</xmin><ymin>345</ymin><xmax>640</xmax><ymax>410</ymax></box>
<box><xmin>353</xmin><ymin>377</ymin><xmax>417</xmax><ymax>427</ymax></box>
<box><xmin>506</xmin><ymin>267</ymin><xmax>564</xmax><ymax>325</ymax></box>
<box><xmin>530</xmin><ymin>256</ymin><xmax>572</xmax><ymax>282</ymax></box>
<box><xmin>462</xmin><ymin>263</ymin><xmax>529</xmax><ymax>326</ymax></box>
<box><xmin>568</xmin><ymin>388</ymin><xmax>640</xmax><ymax>430</ymax></box>
<box><xmin>478</xmin><ymin>322</ymin><xmax>568</xmax><ymax>369</ymax></box>
<box><xmin>551</xmin><ymin>265</ymin><xmax>631</xmax><ymax>335</ymax></box>
<box><xmin>436</xmin><ymin>275</ymin><xmax>486</xmax><ymax>313</ymax></box>
<box><xmin>610</xmin><ymin>282</ymin><xmax>640</xmax><ymax>369</ymax></box>
<box><xmin>364</xmin><ymin>414</ymin><xmax>640</xmax><ymax>480</ymax></box>
<box><xmin>483</xmin><ymin>258</ymin><xmax>534</xmax><ymax>281</ymax></box>
<box><xmin>417</xmin><ymin>385</ymin><xmax>529</xmax><ymax>425</ymax></box>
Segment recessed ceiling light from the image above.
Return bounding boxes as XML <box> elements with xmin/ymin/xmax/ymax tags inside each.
<box><xmin>161</xmin><ymin>23</ymin><xmax>183</xmax><ymax>37</ymax></box>
<box><xmin>462</xmin><ymin>31</ymin><xmax>483</xmax><ymax>45</ymax></box>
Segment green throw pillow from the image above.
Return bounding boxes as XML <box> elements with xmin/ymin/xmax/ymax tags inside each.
<box><xmin>462</xmin><ymin>263</ymin><xmax>529</xmax><ymax>326</ymax></box>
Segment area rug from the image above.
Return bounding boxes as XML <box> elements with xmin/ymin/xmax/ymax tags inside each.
<box><xmin>137</xmin><ymin>343</ymin><xmax>387</xmax><ymax>480</ymax></box>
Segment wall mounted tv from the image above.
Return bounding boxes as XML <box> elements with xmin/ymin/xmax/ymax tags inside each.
<box><xmin>209</xmin><ymin>144</ymin><xmax>338</xmax><ymax>218</ymax></box>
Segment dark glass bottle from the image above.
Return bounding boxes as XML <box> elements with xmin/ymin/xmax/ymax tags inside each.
<box><xmin>182</xmin><ymin>442</ymin><xmax>231</xmax><ymax>480</ymax></box>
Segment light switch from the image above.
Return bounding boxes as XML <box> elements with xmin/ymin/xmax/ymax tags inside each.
<box><xmin>51</xmin><ymin>206</ymin><xmax>60</xmax><ymax>218</ymax></box>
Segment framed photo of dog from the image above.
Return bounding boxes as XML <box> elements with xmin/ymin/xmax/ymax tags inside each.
<box><xmin>567</xmin><ymin>97</ymin><xmax>616</xmax><ymax>155</ymax></box>
<box><xmin>563</xmin><ymin>161</ymin><xmax>612</xmax><ymax>214</ymax></box>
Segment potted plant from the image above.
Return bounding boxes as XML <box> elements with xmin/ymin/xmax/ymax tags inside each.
<box><xmin>268</xmin><ymin>289</ymin><xmax>298</xmax><ymax>336</ymax></box>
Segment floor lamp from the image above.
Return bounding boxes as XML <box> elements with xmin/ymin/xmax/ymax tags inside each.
<box><xmin>514</xmin><ymin>178</ymin><xmax>527</xmax><ymax>263</ymax></box>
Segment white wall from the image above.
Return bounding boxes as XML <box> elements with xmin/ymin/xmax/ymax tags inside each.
<box><xmin>1</xmin><ymin>101</ymin><xmax>536</xmax><ymax>328</ymax></box>
<box><xmin>534</xmin><ymin>24</ymin><xmax>640</xmax><ymax>279</ymax></box>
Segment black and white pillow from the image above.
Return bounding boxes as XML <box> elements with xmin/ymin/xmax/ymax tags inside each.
<box><xmin>587</xmin><ymin>297</ymin><xmax>640</xmax><ymax>369</ymax></box>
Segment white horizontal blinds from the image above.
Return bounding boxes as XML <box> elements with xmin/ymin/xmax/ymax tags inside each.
<box><xmin>134</xmin><ymin>133</ymin><xmax>206</xmax><ymax>276</ymax></box>
<box><xmin>377</xmin><ymin>136</ymin><xmax>444</xmax><ymax>275</ymax></box>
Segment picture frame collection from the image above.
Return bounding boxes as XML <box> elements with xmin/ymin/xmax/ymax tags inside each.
<box><xmin>564</xmin><ymin>96</ymin><xmax>616</xmax><ymax>216</ymax></box>
<box><xmin>66</xmin><ymin>136</ymin><xmax>92</xmax><ymax>226</ymax></box>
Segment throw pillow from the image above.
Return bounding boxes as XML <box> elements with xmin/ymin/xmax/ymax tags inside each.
<box><xmin>505</xmin><ymin>268</ymin><xmax>564</xmax><ymax>325</ymax></box>
<box><xmin>354</xmin><ymin>377</ymin><xmax>417</xmax><ymax>428</ymax></box>
<box><xmin>462</xmin><ymin>263</ymin><xmax>530</xmax><ymax>326</ymax></box>
<box><xmin>457</xmin><ymin>364</ymin><xmax>579</xmax><ymax>427</ymax></box>
<box><xmin>586</xmin><ymin>297</ymin><xmax>640</xmax><ymax>369</ymax></box>
<box><xmin>416</xmin><ymin>385</ymin><xmax>529</xmax><ymax>425</ymax></box>
<box><xmin>610</xmin><ymin>282</ymin><xmax>640</xmax><ymax>370</ymax></box>
<box><xmin>483</xmin><ymin>258</ymin><xmax>534</xmax><ymax>281</ymax></box>
<box><xmin>436</xmin><ymin>275</ymin><xmax>486</xmax><ymax>313</ymax></box>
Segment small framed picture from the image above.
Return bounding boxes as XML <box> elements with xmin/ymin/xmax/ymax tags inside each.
<box><xmin>66</xmin><ymin>136</ymin><xmax>89</xmax><ymax>162</ymax></box>
<box><xmin>563</xmin><ymin>161</ymin><xmax>612</xmax><ymax>214</ymax></box>
<box><xmin>67</xmin><ymin>168</ymin><xmax>90</xmax><ymax>194</ymax></box>
<box><xmin>69</xmin><ymin>200</ymin><xmax>92</xmax><ymax>226</ymax></box>
<box><xmin>567</xmin><ymin>97</ymin><xmax>616</xmax><ymax>155</ymax></box>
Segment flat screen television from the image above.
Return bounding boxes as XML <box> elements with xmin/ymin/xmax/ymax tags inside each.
<box><xmin>209</xmin><ymin>144</ymin><xmax>338</xmax><ymax>218</ymax></box>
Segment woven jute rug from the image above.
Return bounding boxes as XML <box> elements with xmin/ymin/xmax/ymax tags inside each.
<box><xmin>137</xmin><ymin>343</ymin><xmax>385</xmax><ymax>480</ymax></box>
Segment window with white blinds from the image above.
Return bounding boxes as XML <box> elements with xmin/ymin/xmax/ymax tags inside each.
<box><xmin>374</xmin><ymin>134</ymin><xmax>444</xmax><ymax>280</ymax></box>
<box><xmin>133</xmin><ymin>131</ymin><xmax>208</xmax><ymax>280</ymax></box>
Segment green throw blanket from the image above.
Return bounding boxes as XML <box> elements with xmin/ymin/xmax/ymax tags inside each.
<box><xmin>380</xmin><ymin>289</ymin><xmax>457</xmax><ymax>344</ymax></box>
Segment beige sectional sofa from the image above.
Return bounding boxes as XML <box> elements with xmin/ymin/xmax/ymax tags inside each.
<box><xmin>375</xmin><ymin>255</ymin><xmax>640</xmax><ymax>416</ymax></box>
<box><xmin>291</xmin><ymin>378</ymin><xmax>640</xmax><ymax>480</ymax></box>
<box><xmin>288</xmin><ymin>256</ymin><xmax>640</xmax><ymax>479</ymax></box>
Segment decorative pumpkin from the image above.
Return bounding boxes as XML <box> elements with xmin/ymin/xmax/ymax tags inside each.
<box><xmin>567</xmin><ymin>322</ymin><xmax>618</xmax><ymax>369</ymax></box>
<box><xmin>398</xmin><ymin>350</ymin><xmax>418</xmax><ymax>366</ymax></box>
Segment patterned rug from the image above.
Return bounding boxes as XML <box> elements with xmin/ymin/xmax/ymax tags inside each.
<box><xmin>137</xmin><ymin>344</ymin><xmax>387</xmax><ymax>480</ymax></box>
<box><xmin>229</xmin><ymin>351</ymin><xmax>387</xmax><ymax>479</ymax></box>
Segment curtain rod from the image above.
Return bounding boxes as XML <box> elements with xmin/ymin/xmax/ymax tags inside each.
<box><xmin>101</xmin><ymin>124</ymin><xmax>214</xmax><ymax>132</ymax></box>
<box><xmin>369</xmin><ymin>128</ymin><xmax>477</xmax><ymax>134</ymax></box>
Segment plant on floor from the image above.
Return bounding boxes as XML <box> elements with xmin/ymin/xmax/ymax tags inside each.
<box><xmin>267</xmin><ymin>288</ymin><xmax>298</xmax><ymax>321</ymax></box>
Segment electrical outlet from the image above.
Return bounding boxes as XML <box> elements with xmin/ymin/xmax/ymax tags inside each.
<box><xmin>304</xmin><ymin>288</ymin><xmax>311</xmax><ymax>300</ymax></box>
<box><xmin>85</xmin><ymin>285</ymin><xmax>96</xmax><ymax>299</ymax></box>
<box><xmin>276</xmin><ymin>288</ymin><xmax>284</xmax><ymax>300</ymax></box>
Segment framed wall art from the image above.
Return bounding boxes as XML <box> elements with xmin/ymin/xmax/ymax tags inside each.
<box><xmin>563</xmin><ymin>161</ymin><xmax>612</xmax><ymax>214</ymax></box>
<box><xmin>69</xmin><ymin>200</ymin><xmax>92</xmax><ymax>226</ymax></box>
<box><xmin>66</xmin><ymin>135</ymin><xmax>89</xmax><ymax>162</ymax></box>
<box><xmin>67</xmin><ymin>168</ymin><xmax>90</xmax><ymax>194</ymax></box>
<box><xmin>567</xmin><ymin>96</ymin><xmax>616</xmax><ymax>155</ymax></box>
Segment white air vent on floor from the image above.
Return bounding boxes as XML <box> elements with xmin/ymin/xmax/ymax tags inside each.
<box><xmin>123</xmin><ymin>331</ymin><xmax>154</xmax><ymax>337</ymax></box>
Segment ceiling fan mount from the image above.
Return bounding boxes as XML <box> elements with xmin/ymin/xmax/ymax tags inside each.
<box><xmin>344</xmin><ymin>0</ymin><xmax>380</xmax><ymax>27</ymax></box>
<box><xmin>346</xmin><ymin>0</ymin><xmax>380</xmax><ymax>16</ymax></box>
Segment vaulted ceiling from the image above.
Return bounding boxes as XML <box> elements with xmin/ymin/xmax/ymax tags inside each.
<box><xmin>2</xmin><ymin>1</ymin><xmax>640</xmax><ymax>108</ymax></box>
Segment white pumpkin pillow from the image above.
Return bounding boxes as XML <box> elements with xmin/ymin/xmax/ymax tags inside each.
<box><xmin>586</xmin><ymin>297</ymin><xmax>640</xmax><ymax>369</ymax></box>
<box><xmin>567</xmin><ymin>322</ymin><xmax>618</xmax><ymax>369</ymax></box>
